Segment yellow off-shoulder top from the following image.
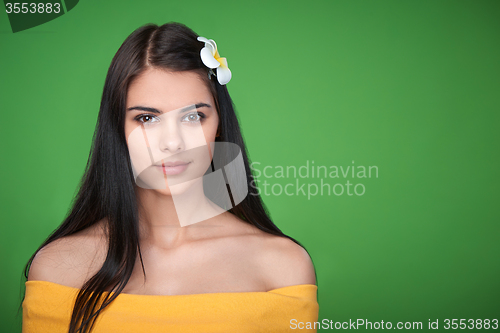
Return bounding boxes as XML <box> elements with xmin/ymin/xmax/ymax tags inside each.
<box><xmin>22</xmin><ymin>280</ymin><xmax>319</xmax><ymax>332</ymax></box>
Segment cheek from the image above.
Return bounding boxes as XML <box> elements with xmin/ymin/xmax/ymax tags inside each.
<box><xmin>202</xmin><ymin>116</ymin><xmax>219</xmax><ymax>160</ymax></box>
<box><xmin>203</xmin><ymin>116</ymin><xmax>219</xmax><ymax>142</ymax></box>
<box><xmin>124</xmin><ymin>120</ymin><xmax>136</xmax><ymax>145</ymax></box>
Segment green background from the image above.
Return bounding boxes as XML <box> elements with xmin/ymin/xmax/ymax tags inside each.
<box><xmin>1</xmin><ymin>0</ymin><xmax>499</xmax><ymax>331</ymax></box>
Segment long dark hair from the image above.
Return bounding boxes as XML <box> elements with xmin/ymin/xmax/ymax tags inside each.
<box><xmin>20</xmin><ymin>22</ymin><xmax>316</xmax><ymax>333</ymax></box>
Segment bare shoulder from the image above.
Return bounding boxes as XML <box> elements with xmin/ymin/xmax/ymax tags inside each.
<box><xmin>219</xmin><ymin>214</ymin><xmax>316</xmax><ymax>290</ymax></box>
<box><xmin>27</xmin><ymin>219</ymin><xmax>108</xmax><ymax>289</ymax></box>
<box><xmin>257</xmin><ymin>233</ymin><xmax>317</xmax><ymax>290</ymax></box>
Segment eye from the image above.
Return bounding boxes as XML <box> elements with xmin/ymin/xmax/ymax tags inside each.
<box><xmin>134</xmin><ymin>114</ymin><xmax>160</xmax><ymax>125</ymax></box>
<box><xmin>182</xmin><ymin>112</ymin><xmax>205</xmax><ymax>123</ymax></box>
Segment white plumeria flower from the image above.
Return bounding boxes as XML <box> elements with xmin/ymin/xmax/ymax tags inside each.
<box><xmin>197</xmin><ymin>36</ymin><xmax>232</xmax><ymax>85</ymax></box>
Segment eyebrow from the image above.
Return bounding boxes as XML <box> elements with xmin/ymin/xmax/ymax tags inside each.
<box><xmin>127</xmin><ymin>103</ymin><xmax>211</xmax><ymax>114</ymax></box>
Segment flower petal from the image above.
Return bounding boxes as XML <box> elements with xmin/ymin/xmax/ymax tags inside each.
<box><xmin>205</xmin><ymin>43</ymin><xmax>216</xmax><ymax>54</ymax></box>
<box><xmin>200</xmin><ymin>47</ymin><xmax>221</xmax><ymax>68</ymax></box>
<box><xmin>207</xmin><ymin>39</ymin><xmax>217</xmax><ymax>53</ymax></box>
<box><xmin>197</xmin><ymin>36</ymin><xmax>210</xmax><ymax>44</ymax></box>
<box><xmin>197</xmin><ymin>36</ymin><xmax>215</xmax><ymax>54</ymax></box>
<box><xmin>218</xmin><ymin>57</ymin><xmax>228</xmax><ymax>68</ymax></box>
<box><xmin>216</xmin><ymin>66</ymin><xmax>232</xmax><ymax>85</ymax></box>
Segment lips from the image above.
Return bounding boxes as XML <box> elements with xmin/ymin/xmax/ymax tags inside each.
<box><xmin>154</xmin><ymin>161</ymin><xmax>191</xmax><ymax>175</ymax></box>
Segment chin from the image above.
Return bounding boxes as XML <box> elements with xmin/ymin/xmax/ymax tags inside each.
<box><xmin>135</xmin><ymin>171</ymin><xmax>202</xmax><ymax>196</ymax></box>
<box><xmin>162</xmin><ymin>179</ymin><xmax>200</xmax><ymax>196</ymax></box>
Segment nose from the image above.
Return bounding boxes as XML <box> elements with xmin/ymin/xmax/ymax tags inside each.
<box><xmin>159</xmin><ymin>119</ymin><xmax>184</xmax><ymax>153</ymax></box>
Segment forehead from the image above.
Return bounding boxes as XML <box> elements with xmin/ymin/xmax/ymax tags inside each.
<box><xmin>127</xmin><ymin>68</ymin><xmax>212</xmax><ymax>111</ymax></box>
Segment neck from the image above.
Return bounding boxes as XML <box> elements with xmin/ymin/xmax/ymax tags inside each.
<box><xmin>134</xmin><ymin>180</ymin><xmax>227</xmax><ymax>248</ymax></box>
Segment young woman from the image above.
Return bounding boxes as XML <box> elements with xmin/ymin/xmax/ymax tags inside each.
<box><xmin>21</xmin><ymin>22</ymin><xmax>319</xmax><ymax>333</ymax></box>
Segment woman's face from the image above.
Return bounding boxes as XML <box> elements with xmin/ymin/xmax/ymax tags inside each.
<box><xmin>124</xmin><ymin>68</ymin><xmax>219</xmax><ymax>196</ymax></box>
